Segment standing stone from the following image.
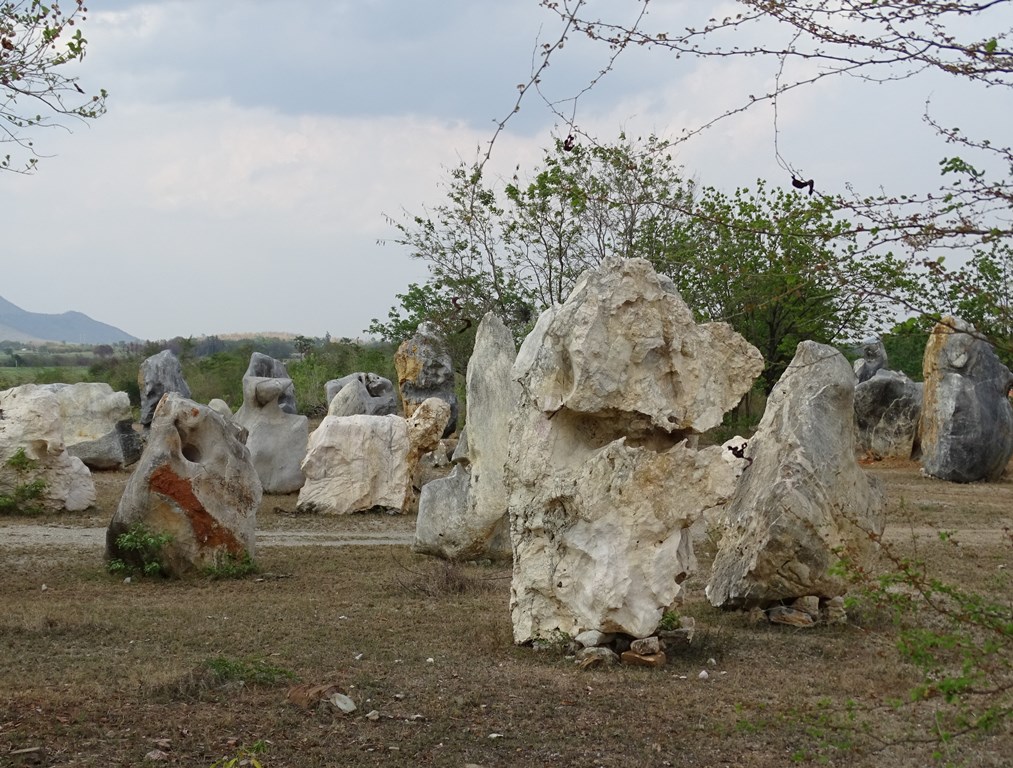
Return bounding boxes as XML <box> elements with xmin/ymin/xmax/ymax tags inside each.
<box><xmin>108</xmin><ymin>393</ymin><xmax>260</xmax><ymax>576</ymax></box>
<box><xmin>919</xmin><ymin>316</ymin><xmax>1013</xmax><ymax>482</ymax></box>
<box><xmin>0</xmin><ymin>384</ymin><xmax>95</xmax><ymax>512</ymax></box>
<box><xmin>245</xmin><ymin>352</ymin><xmax>297</xmax><ymax>414</ymax></box>
<box><xmin>854</xmin><ymin>369</ymin><xmax>923</xmax><ymax>460</ymax></box>
<box><xmin>325</xmin><ymin>372</ymin><xmax>398</xmax><ymax>417</ymax></box>
<box><xmin>853</xmin><ymin>338</ymin><xmax>888</xmax><ymax>383</ymax></box>
<box><xmin>234</xmin><ymin>376</ymin><xmax>308</xmax><ymax>493</ymax></box>
<box><xmin>139</xmin><ymin>350</ymin><xmax>191</xmax><ymax>427</ymax></box>
<box><xmin>415</xmin><ymin>313</ymin><xmax>519</xmax><ymax>561</ymax></box>
<box><xmin>394</xmin><ymin>322</ymin><xmax>458</xmax><ymax>437</ymax></box>
<box><xmin>508</xmin><ymin>257</ymin><xmax>763</xmax><ymax>643</ymax></box>
<box><xmin>706</xmin><ymin>341</ymin><xmax>885</xmax><ymax>609</ymax></box>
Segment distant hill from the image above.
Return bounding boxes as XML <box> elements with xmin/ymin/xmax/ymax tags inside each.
<box><xmin>0</xmin><ymin>295</ymin><xmax>138</xmax><ymax>344</ymax></box>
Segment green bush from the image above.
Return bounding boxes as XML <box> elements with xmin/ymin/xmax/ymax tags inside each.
<box><xmin>0</xmin><ymin>448</ymin><xmax>47</xmax><ymax>515</ymax></box>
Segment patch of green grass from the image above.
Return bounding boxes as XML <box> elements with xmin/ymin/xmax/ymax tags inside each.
<box><xmin>204</xmin><ymin>656</ymin><xmax>296</xmax><ymax>686</ymax></box>
<box><xmin>0</xmin><ymin>448</ymin><xmax>47</xmax><ymax>515</ymax></box>
<box><xmin>203</xmin><ymin>550</ymin><xmax>258</xmax><ymax>579</ymax></box>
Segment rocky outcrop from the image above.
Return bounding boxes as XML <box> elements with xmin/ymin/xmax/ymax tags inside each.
<box><xmin>0</xmin><ymin>384</ymin><xmax>95</xmax><ymax>512</ymax></box>
<box><xmin>854</xmin><ymin>369</ymin><xmax>923</xmax><ymax>460</ymax></box>
<box><xmin>139</xmin><ymin>350</ymin><xmax>191</xmax><ymax>427</ymax></box>
<box><xmin>414</xmin><ymin>313</ymin><xmax>519</xmax><ymax>561</ymax></box>
<box><xmin>325</xmin><ymin>372</ymin><xmax>398</xmax><ymax>417</ymax></box>
<box><xmin>507</xmin><ymin>257</ymin><xmax>763</xmax><ymax>643</ymax></box>
<box><xmin>706</xmin><ymin>341</ymin><xmax>885</xmax><ymax>609</ymax></box>
<box><xmin>394</xmin><ymin>323</ymin><xmax>458</xmax><ymax>437</ymax></box>
<box><xmin>234</xmin><ymin>376</ymin><xmax>307</xmax><ymax>494</ymax></box>
<box><xmin>108</xmin><ymin>393</ymin><xmax>260</xmax><ymax>576</ymax></box>
<box><xmin>919</xmin><ymin>316</ymin><xmax>1013</xmax><ymax>482</ymax></box>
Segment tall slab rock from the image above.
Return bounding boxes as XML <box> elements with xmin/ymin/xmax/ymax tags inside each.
<box><xmin>415</xmin><ymin>313</ymin><xmax>519</xmax><ymax>561</ymax></box>
<box><xmin>854</xmin><ymin>369</ymin><xmax>923</xmax><ymax>460</ymax></box>
<box><xmin>0</xmin><ymin>384</ymin><xmax>95</xmax><ymax>512</ymax></box>
<box><xmin>394</xmin><ymin>322</ymin><xmax>458</xmax><ymax>437</ymax></box>
<box><xmin>139</xmin><ymin>350</ymin><xmax>191</xmax><ymax>427</ymax></box>
<box><xmin>508</xmin><ymin>257</ymin><xmax>763</xmax><ymax>643</ymax></box>
<box><xmin>108</xmin><ymin>393</ymin><xmax>261</xmax><ymax>576</ymax></box>
<box><xmin>706</xmin><ymin>341</ymin><xmax>885</xmax><ymax>609</ymax></box>
<box><xmin>234</xmin><ymin>376</ymin><xmax>308</xmax><ymax>493</ymax></box>
<box><xmin>919</xmin><ymin>316</ymin><xmax>1013</xmax><ymax>482</ymax></box>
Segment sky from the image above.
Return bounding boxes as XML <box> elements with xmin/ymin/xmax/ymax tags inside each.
<box><xmin>2</xmin><ymin>0</ymin><xmax>1010</xmax><ymax>342</ymax></box>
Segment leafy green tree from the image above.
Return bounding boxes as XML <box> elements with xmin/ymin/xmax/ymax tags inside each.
<box><xmin>1</xmin><ymin>0</ymin><xmax>107</xmax><ymax>172</ymax></box>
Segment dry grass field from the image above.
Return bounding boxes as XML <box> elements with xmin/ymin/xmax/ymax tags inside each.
<box><xmin>0</xmin><ymin>462</ymin><xmax>1010</xmax><ymax>768</ymax></box>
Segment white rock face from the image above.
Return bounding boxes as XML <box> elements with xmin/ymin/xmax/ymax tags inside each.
<box><xmin>706</xmin><ymin>341</ymin><xmax>885</xmax><ymax>608</ymax></box>
<box><xmin>40</xmin><ymin>382</ymin><xmax>131</xmax><ymax>444</ymax></box>
<box><xmin>507</xmin><ymin>257</ymin><xmax>763</xmax><ymax>643</ymax></box>
<box><xmin>234</xmin><ymin>376</ymin><xmax>307</xmax><ymax>494</ymax></box>
<box><xmin>108</xmin><ymin>393</ymin><xmax>260</xmax><ymax>576</ymax></box>
<box><xmin>0</xmin><ymin>384</ymin><xmax>95</xmax><ymax>512</ymax></box>
<box><xmin>415</xmin><ymin>313</ymin><xmax>518</xmax><ymax>561</ymax></box>
<box><xmin>298</xmin><ymin>415</ymin><xmax>410</xmax><ymax>514</ymax></box>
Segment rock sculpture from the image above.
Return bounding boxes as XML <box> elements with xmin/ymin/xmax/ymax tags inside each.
<box><xmin>919</xmin><ymin>316</ymin><xmax>1013</xmax><ymax>482</ymax></box>
<box><xmin>139</xmin><ymin>350</ymin><xmax>191</xmax><ymax>427</ymax></box>
<box><xmin>108</xmin><ymin>393</ymin><xmax>260</xmax><ymax>577</ymax></box>
<box><xmin>244</xmin><ymin>352</ymin><xmax>297</xmax><ymax>414</ymax></box>
<box><xmin>296</xmin><ymin>397</ymin><xmax>450</xmax><ymax>515</ymax></box>
<box><xmin>0</xmin><ymin>384</ymin><xmax>95</xmax><ymax>511</ymax></box>
<box><xmin>853</xmin><ymin>337</ymin><xmax>888</xmax><ymax>383</ymax></box>
<box><xmin>415</xmin><ymin>313</ymin><xmax>519</xmax><ymax>561</ymax></box>
<box><xmin>507</xmin><ymin>257</ymin><xmax>763</xmax><ymax>643</ymax></box>
<box><xmin>234</xmin><ymin>376</ymin><xmax>308</xmax><ymax>493</ymax></box>
<box><xmin>394</xmin><ymin>323</ymin><xmax>458</xmax><ymax>437</ymax></box>
<box><xmin>325</xmin><ymin>372</ymin><xmax>398</xmax><ymax>417</ymax></box>
<box><xmin>706</xmin><ymin>341</ymin><xmax>885</xmax><ymax>609</ymax></box>
<box><xmin>40</xmin><ymin>382</ymin><xmax>142</xmax><ymax>469</ymax></box>
<box><xmin>854</xmin><ymin>369</ymin><xmax>923</xmax><ymax>460</ymax></box>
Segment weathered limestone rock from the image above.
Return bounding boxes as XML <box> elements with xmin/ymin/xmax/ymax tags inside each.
<box><xmin>854</xmin><ymin>369</ymin><xmax>923</xmax><ymax>460</ymax></box>
<box><xmin>0</xmin><ymin>384</ymin><xmax>95</xmax><ymax>511</ymax></box>
<box><xmin>394</xmin><ymin>322</ymin><xmax>458</xmax><ymax>437</ymax></box>
<box><xmin>298</xmin><ymin>415</ymin><xmax>409</xmax><ymax>514</ymax></box>
<box><xmin>39</xmin><ymin>382</ymin><xmax>142</xmax><ymax>469</ymax></box>
<box><xmin>414</xmin><ymin>313</ymin><xmax>519</xmax><ymax>561</ymax></box>
<box><xmin>919</xmin><ymin>316</ymin><xmax>1013</xmax><ymax>482</ymax></box>
<box><xmin>234</xmin><ymin>376</ymin><xmax>308</xmax><ymax>494</ymax></box>
<box><xmin>207</xmin><ymin>399</ymin><xmax>233</xmax><ymax>418</ymax></box>
<box><xmin>325</xmin><ymin>373</ymin><xmax>398</xmax><ymax>417</ymax></box>
<box><xmin>853</xmin><ymin>338</ymin><xmax>888</xmax><ymax>383</ymax></box>
<box><xmin>245</xmin><ymin>352</ymin><xmax>296</xmax><ymax>414</ymax></box>
<box><xmin>404</xmin><ymin>397</ymin><xmax>452</xmax><ymax>512</ymax></box>
<box><xmin>706</xmin><ymin>341</ymin><xmax>885</xmax><ymax>609</ymax></box>
<box><xmin>108</xmin><ymin>393</ymin><xmax>260</xmax><ymax>576</ymax></box>
<box><xmin>139</xmin><ymin>350</ymin><xmax>191</xmax><ymax>427</ymax></box>
<box><xmin>509</xmin><ymin>257</ymin><xmax>763</xmax><ymax>643</ymax></box>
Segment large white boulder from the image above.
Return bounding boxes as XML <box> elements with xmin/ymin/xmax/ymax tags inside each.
<box><xmin>507</xmin><ymin>257</ymin><xmax>762</xmax><ymax>643</ymax></box>
<box><xmin>0</xmin><ymin>384</ymin><xmax>95</xmax><ymax>512</ymax></box>
<box><xmin>706</xmin><ymin>341</ymin><xmax>885</xmax><ymax>609</ymax></box>
<box><xmin>40</xmin><ymin>382</ymin><xmax>142</xmax><ymax>470</ymax></box>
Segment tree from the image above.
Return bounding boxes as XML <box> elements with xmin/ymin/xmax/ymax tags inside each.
<box><xmin>510</xmin><ymin>1</ymin><xmax>1013</xmax><ymax>347</ymax></box>
<box><xmin>1</xmin><ymin>0</ymin><xmax>107</xmax><ymax>172</ymax></box>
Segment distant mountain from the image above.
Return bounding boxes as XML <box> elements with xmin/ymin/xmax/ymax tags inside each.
<box><xmin>0</xmin><ymin>295</ymin><xmax>138</xmax><ymax>344</ymax></box>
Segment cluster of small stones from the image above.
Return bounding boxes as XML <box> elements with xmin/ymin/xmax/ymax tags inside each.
<box><xmin>547</xmin><ymin>619</ymin><xmax>697</xmax><ymax>670</ymax></box>
<box><xmin>748</xmin><ymin>596</ymin><xmax>847</xmax><ymax>628</ymax></box>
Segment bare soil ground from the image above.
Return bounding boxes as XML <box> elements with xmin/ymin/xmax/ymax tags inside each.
<box><xmin>0</xmin><ymin>461</ymin><xmax>1010</xmax><ymax>767</ymax></box>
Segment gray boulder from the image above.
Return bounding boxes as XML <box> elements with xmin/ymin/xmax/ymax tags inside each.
<box><xmin>108</xmin><ymin>393</ymin><xmax>261</xmax><ymax>577</ymax></box>
<box><xmin>854</xmin><ymin>338</ymin><xmax>888</xmax><ymax>383</ymax></box>
<box><xmin>706</xmin><ymin>341</ymin><xmax>885</xmax><ymax>609</ymax></box>
<box><xmin>325</xmin><ymin>372</ymin><xmax>398</xmax><ymax>417</ymax></box>
<box><xmin>234</xmin><ymin>376</ymin><xmax>307</xmax><ymax>493</ymax></box>
<box><xmin>394</xmin><ymin>322</ymin><xmax>458</xmax><ymax>437</ymax></box>
<box><xmin>67</xmin><ymin>419</ymin><xmax>143</xmax><ymax>470</ymax></box>
<box><xmin>245</xmin><ymin>352</ymin><xmax>297</xmax><ymax>414</ymax></box>
<box><xmin>138</xmin><ymin>350</ymin><xmax>190</xmax><ymax>427</ymax></box>
<box><xmin>854</xmin><ymin>369</ymin><xmax>923</xmax><ymax>460</ymax></box>
<box><xmin>919</xmin><ymin>316</ymin><xmax>1013</xmax><ymax>482</ymax></box>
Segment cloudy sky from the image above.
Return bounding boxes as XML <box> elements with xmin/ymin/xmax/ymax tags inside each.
<box><xmin>2</xmin><ymin>0</ymin><xmax>1009</xmax><ymax>342</ymax></box>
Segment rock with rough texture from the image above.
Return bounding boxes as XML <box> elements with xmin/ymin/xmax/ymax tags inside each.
<box><xmin>394</xmin><ymin>322</ymin><xmax>458</xmax><ymax>437</ymax></box>
<box><xmin>139</xmin><ymin>350</ymin><xmax>191</xmax><ymax>427</ymax></box>
<box><xmin>404</xmin><ymin>397</ymin><xmax>452</xmax><ymax>512</ymax></box>
<box><xmin>508</xmin><ymin>257</ymin><xmax>762</xmax><ymax>643</ymax></box>
<box><xmin>234</xmin><ymin>376</ymin><xmax>308</xmax><ymax>493</ymax></box>
<box><xmin>919</xmin><ymin>316</ymin><xmax>1013</xmax><ymax>482</ymax></box>
<box><xmin>108</xmin><ymin>393</ymin><xmax>260</xmax><ymax>576</ymax></box>
<box><xmin>854</xmin><ymin>369</ymin><xmax>923</xmax><ymax>460</ymax></box>
<box><xmin>853</xmin><ymin>338</ymin><xmax>888</xmax><ymax>383</ymax></box>
<box><xmin>245</xmin><ymin>352</ymin><xmax>297</xmax><ymax>414</ymax></box>
<box><xmin>414</xmin><ymin>313</ymin><xmax>519</xmax><ymax>561</ymax></box>
<box><xmin>38</xmin><ymin>382</ymin><xmax>142</xmax><ymax>469</ymax></box>
<box><xmin>0</xmin><ymin>384</ymin><xmax>96</xmax><ymax>511</ymax></box>
<box><xmin>325</xmin><ymin>373</ymin><xmax>398</xmax><ymax>417</ymax></box>
<box><xmin>706</xmin><ymin>341</ymin><xmax>885</xmax><ymax>609</ymax></box>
